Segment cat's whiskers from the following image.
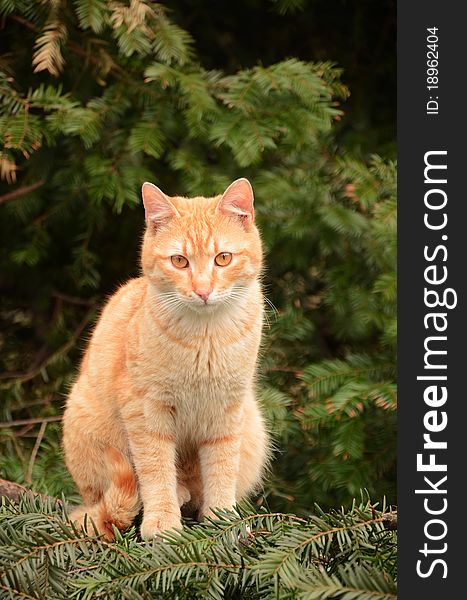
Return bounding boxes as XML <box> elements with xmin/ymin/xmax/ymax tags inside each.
<box><xmin>155</xmin><ymin>292</ymin><xmax>187</xmax><ymax>316</ymax></box>
<box><xmin>264</xmin><ymin>296</ymin><xmax>278</xmax><ymax>316</ymax></box>
<box><xmin>156</xmin><ymin>294</ymin><xmax>183</xmax><ymax>307</ymax></box>
<box><xmin>263</xmin><ymin>296</ymin><xmax>278</xmax><ymax>329</ymax></box>
<box><xmin>218</xmin><ymin>288</ymin><xmax>246</xmax><ymax>309</ymax></box>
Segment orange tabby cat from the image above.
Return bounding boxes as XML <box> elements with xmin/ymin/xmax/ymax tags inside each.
<box><xmin>62</xmin><ymin>178</ymin><xmax>269</xmax><ymax>540</ymax></box>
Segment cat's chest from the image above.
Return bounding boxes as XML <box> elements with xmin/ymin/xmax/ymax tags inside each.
<box><xmin>151</xmin><ymin>339</ymin><xmax>250</xmax><ymax>400</ymax></box>
<box><xmin>136</xmin><ymin>315</ymin><xmax>258</xmax><ymax>372</ymax></box>
<box><xmin>129</xmin><ymin>307</ymin><xmax>261</xmax><ymax>407</ymax></box>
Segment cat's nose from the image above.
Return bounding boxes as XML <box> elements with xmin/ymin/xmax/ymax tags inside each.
<box><xmin>194</xmin><ymin>288</ymin><xmax>212</xmax><ymax>302</ymax></box>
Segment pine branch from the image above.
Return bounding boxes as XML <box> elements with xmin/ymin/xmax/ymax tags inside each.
<box><xmin>0</xmin><ymin>180</ymin><xmax>45</xmax><ymax>205</ymax></box>
<box><xmin>0</xmin><ymin>416</ymin><xmax>62</xmax><ymax>428</ymax></box>
<box><xmin>7</xmin><ymin>14</ymin><xmax>124</xmax><ymax>79</ymax></box>
<box><xmin>0</xmin><ymin>496</ymin><xmax>396</xmax><ymax>598</ymax></box>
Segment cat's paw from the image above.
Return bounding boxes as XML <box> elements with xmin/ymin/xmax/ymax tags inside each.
<box><xmin>140</xmin><ymin>513</ymin><xmax>182</xmax><ymax>540</ymax></box>
<box><xmin>177</xmin><ymin>483</ymin><xmax>191</xmax><ymax>507</ymax></box>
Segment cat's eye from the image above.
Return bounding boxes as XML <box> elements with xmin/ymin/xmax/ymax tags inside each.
<box><xmin>171</xmin><ymin>255</ymin><xmax>189</xmax><ymax>269</ymax></box>
<box><xmin>214</xmin><ymin>252</ymin><xmax>232</xmax><ymax>267</ymax></box>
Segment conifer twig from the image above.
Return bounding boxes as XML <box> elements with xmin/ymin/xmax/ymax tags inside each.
<box><xmin>25</xmin><ymin>420</ymin><xmax>47</xmax><ymax>483</ymax></box>
<box><xmin>8</xmin><ymin>15</ymin><xmax>125</xmax><ymax>78</ymax></box>
<box><xmin>0</xmin><ymin>179</ymin><xmax>45</xmax><ymax>205</ymax></box>
<box><xmin>0</xmin><ymin>583</ymin><xmax>36</xmax><ymax>600</ymax></box>
<box><xmin>0</xmin><ymin>415</ymin><xmax>62</xmax><ymax>428</ymax></box>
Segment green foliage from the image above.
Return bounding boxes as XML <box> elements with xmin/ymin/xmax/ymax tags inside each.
<box><xmin>0</xmin><ymin>493</ymin><xmax>396</xmax><ymax>599</ymax></box>
<box><xmin>260</xmin><ymin>155</ymin><xmax>396</xmax><ymax>509</ymax></box>
<box><xmin>0</xmin><ymin>4</ymin><xmax>396</xmax><ymax>593</ymax></box>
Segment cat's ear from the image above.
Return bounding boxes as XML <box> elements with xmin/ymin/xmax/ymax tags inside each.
<box><xmin>217</xmin><ymin>178</ymin><xmax>254</xmax><ymax>228</ymax></box>
<box><xmin>142</xmin><ymin>182</ymin><xmax>179</xmax><ymax>228</ymax></box>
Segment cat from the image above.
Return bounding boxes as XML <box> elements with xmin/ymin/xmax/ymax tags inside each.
<box><xmin>62</xmin><ymin>177</ymin><xmax>270</xmax><ymax>540</ymax></box>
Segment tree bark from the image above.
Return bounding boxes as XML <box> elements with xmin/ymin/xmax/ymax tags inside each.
<box><xmin>0</xmin><ymin>478</ymin><xmax>62</xmax><ymax>504</ymax></box>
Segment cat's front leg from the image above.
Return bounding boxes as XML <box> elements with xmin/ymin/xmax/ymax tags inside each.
<box><xmin>122</xmin><ymin>400</ymin><xmax>181</xmax><ymax>539</ymax></box>
<box><xmin>199</xmin><ymin>400</ymin><xmax>243</xmax><ymax>519</ymax></box>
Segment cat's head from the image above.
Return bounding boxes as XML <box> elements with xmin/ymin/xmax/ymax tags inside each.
<box><xmin>140</xmin><ymin>178</ymin><xmax>262</xmax><ymax>314</ymax></box>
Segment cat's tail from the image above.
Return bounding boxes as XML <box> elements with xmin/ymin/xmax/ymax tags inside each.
<box><xmin>69</xmin><ymin>448</ymin><xmax>141</xmax><ymax>541</ymax></box>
